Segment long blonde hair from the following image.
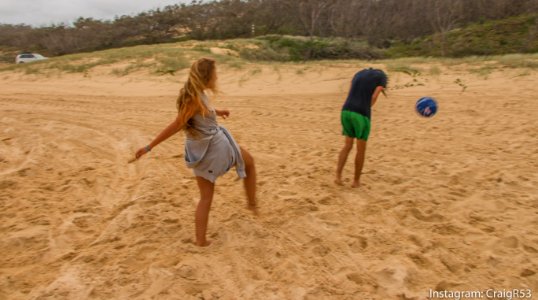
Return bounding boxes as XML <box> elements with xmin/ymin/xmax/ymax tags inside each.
<box><xmin>176</xmin><ymin>58</ymin><xmax>217</xmax><ymax>132</ymax></box>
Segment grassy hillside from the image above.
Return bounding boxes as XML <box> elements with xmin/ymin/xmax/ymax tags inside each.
<box><xmin>2</xmin><ymin>13</ymin><xmax>538</xmax><ymax>71</ymax></box>
<box><xmin>388</xmin><ymin>14</ymin><xmax>538</xmax><ymax>58</ymax></box>
<box><xmin>0</xmin><ymin>36</ymin><xmax>382</xmax><ymax>76</ymax></box>
<box><xmin>0</xmin><ymin>47</ymin><xmax>19</xmax><ymax>64</ymax></box>
<box><xmin>1</xmin><ymin>32</ymin><xmax>538</xmax><ymax>78</ymax></box>
<box><xmin>237</xmin><ymin>35</ymin><xmax>382</xmax><ymax>61</ymax></box>
<box><xmin>0</xmin><ymin>42</ymin><xmax>218</xmax><ymax>76</ymax></box>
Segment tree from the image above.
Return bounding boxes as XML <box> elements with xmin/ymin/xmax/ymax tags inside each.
<box><xmin>298</xmin><ymin>0</ymin><xmax>335</xmax><ymax>37</ymax></box>
<box><xmin>426</xmin><ymin>0</ymin><xmax>464</xmax><ymax>56</ymax></box>
<box><xmin>1</xmin><ymin>0</ymin><xmax>537</xmax><ymax>57</ymax></box>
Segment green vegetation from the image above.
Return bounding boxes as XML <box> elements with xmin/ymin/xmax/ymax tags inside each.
<box><xmin>0</xmin><ymin>36</ymin><xmax>384</xmax><ymax>75</ymax></box>
<box><xmin>428</xmin><ymin>66</ymin><xmax>442</xmax><ymax>76</ymax></box>
<box><xmin>386</xmin><ymin>63</ymin><xmax>422</xmax><ymax>76</ymax></box>
<box><xmin>469</xmin><ymin>65</ymin><xmax>497</xmax><ymax>79</ymax></box>
<box><xmin>240</xmin><ymin>35</ymin><xmax>383</xmax><ymax>61</ymax></box>
<box><xmin>387</xmin><ymin>14</ymin><xmax>538</xmax><ymax>58</ymax></box>
<box><xmin>454</xmin><ymin>78</ymin><xmax>468</xmax><ymax>92</ymax></box>
<box><xmin>0</xmin><ymin>42</ymin><xmax>214</xmax><ymax>76</ymax></box>
<box><xmin>496</xmin><ymin>53</ymin><xmax>538</xmax><ymax>68</ymax></box>
<box><xmin>2</xmin><ymin>20</ymin><xmax>538</xmax><ymax>77</ymax></box>
<box><xmin>0</xmin><ymin>47</ymin><xmax>18</xmax><ymax>64</ymax></box>
<box><xmin>1</xmin><ymin>0</ymin><xmax>536</xmax><ymax>65</ymax></box>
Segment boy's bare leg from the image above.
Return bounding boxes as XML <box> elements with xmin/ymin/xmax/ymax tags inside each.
<box><xmin>240</xmin><ymin>146</ymin><xmax>257</xmax><ymax>215</ymax></box>
<box><xmin>335</xmin><ymin>137</ymin><xmax>354</xmax><ymax>185</ymax></box>
<box><xmin>352</xmin><ymin>139</ymin><xmax>367</xmax><ymax>188</ymax></box>
<box><xmin>195</xmin><ymin>176</ymin><xmax>215</xmax><ymax>247</ymax></box>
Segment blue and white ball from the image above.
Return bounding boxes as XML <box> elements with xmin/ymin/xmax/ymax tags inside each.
<box><xmin>416</xmin><ymin>97</ymin><xmax>438</xmax><ymax>118</ymax></box>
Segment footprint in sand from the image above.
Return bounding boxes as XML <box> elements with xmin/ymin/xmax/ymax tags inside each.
<box><xmin>434</xmin><ymin>281</ymin><xmax>464</xmax><ymax>292</ymax></box>
<box><xmin>407</xmin><ymin>253</ymin><xmax>430</xmax><ymax>269</ymax></box>
<box><xmin>0</xmin><ymin>180</ymin><xmax>17</xmax><ymax>190</ymax></box>
<box><xmin>440</xmin><ymin>256</ymin><xmax>464</xmax><ymax>274</ymax></box>
<box><xmin>317</xmin><ymin>196</ymin><xmax>332</xmax><ymax>205</ymax></box>
<box><xmin>312</xmin><ymin>245</ymin><xmax>331</xmax><ymax>257</ymax></box>
<box><xmin>523</xmin><ymin>244</ymin><xmax>538</xmax><ymax>253</ymax></box>
<box><xmin>305</xmin><ymin>238</ymin><xmax>331</xmax><ymax>257</ymax></box>
<box><xmin>348</xmin><ymin>236</ymin><xmax>368</xmax><ymax>253</ymax></box>
<box><xmin>410</xmin><ymin>208</ymin><xmax>443</xmax><ymax>222</ymax></box>
<box><xmin>346</xmin><ymin>273</ymin><xmax>377</xmax><ymax>292</ymax></box>
<box><xmin>177</xmin><ymin>264</ymin><xmax>196</xmax><ymax>280</ymax></box>
<box><xmin>432</xmin><ymin>223</ymin><xmax>463</xmax><ymax>236</ymax></box>
<box><xmin>499</xmin><ymin>236</ymin><xmax>519</xmax><ymax>248</ymax></box>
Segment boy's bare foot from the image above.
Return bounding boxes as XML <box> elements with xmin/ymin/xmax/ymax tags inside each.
<box><xmin>351</xmin><ymin>181</ymin><xmax>360</xmax><ymax>188</ymax></box>
<box><xmin>334</xmin><ymin>178</ymin><xmax>344</xmax><ymax>186</ymax></box>
<box><xmin>195</xmin><ymin>240</ymin><xmax>212</xmax><ymax>247</ymax></box>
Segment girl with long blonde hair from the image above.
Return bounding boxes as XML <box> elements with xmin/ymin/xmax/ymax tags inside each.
<box><xmin>134</xmin><ymin>58</ymin><xmax>257</xmax><ymax>247</ymax></box>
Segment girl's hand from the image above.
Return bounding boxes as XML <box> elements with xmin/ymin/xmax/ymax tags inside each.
<box><xmin>135</xmin><ymin>147</ymin><xmax>147</xmax><ymax>159</ymax></box>
<box><xmin>131</xmin><ymin>145</ymin><xmax>151</xmax><ymax>162</ymax></box>
<box><xmin>217</xmin><ymin>109</ymin><xmax>230</xmax><ymax>119</ymax></box>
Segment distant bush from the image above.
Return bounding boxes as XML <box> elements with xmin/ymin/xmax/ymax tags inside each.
<box><xmin>0</xmin><ymin>47</ymin><xmax>19</xmax><ymax>63</ymax></box>
<box><xmin>386</xmin><ymin>63</ymin><xmax>422</xmax><ymax>76</ymax></box>
<box><xmin>387</xmin><ymin>14</ymin><xmax>538</xmax><ymax>58</ymax></box>
<box><xmin>238</xmin><ymin>35</ymin><xmax>384</xmax><ymax>62</ymax></box>
<box><xmin>155</xmin><ymin>56</ymin><xmax>190</xmax><ymax>75</ymax></box>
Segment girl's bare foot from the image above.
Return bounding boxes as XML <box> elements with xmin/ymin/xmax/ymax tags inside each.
<box><xmin>247</xmin><ymin>204</ymin><xmax>259</xmax><ymax>216</ymax></box>
<box><xmin>334</xmin><ymin>178</ymin><xmax>344</xmax><ymax>186</ymax></box>
<box><xmin>195</xmin><ymin>240</ymin><xmax>212</xmax><ymax>247</ymax></box>
<box><xmin>351</xmin><ymin>181</ymin><xmax>360</xmax><ymax>188</ymax></box>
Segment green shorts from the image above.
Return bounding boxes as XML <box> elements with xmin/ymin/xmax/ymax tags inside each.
<box><xmin>341</xmin><ymin>110</ymin><xmax>371</xmax><ymax>141</ymax></box>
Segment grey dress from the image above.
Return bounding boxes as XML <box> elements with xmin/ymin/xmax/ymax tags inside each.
<box><xmin>184</xmin><ymin>94</ymin><xmax>246</xmax><ymax>183</ymax></box>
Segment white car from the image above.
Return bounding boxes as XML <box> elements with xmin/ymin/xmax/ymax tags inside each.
<box><xmin>16</xmin><ymin>53</ymin><xmax>47</xmax><ymax>64</ymax></box>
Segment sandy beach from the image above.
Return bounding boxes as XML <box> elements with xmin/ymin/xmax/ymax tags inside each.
<box><xmin>0</xmin><ymin>62</ymin><xmax>537</xmax><ymax>299</ymax></box>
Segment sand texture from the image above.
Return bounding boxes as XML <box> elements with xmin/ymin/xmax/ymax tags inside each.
<box><xmin>0</xmin><ymin>63</ymin><xmax>537</xmax><ymax>299</ymax></box>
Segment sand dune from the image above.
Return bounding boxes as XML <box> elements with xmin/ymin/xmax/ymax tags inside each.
<box><xmin>0</xmin><ymin>62</ymin><xmax>537</xmax><ymax>299</ymax></box>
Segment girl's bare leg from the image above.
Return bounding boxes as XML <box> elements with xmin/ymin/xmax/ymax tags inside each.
<box><xmin>336</xmin><ymin>137</ymin><xmax>354</xmax><ymax>185</ymax></box>
<box><xmin>195</xmin><ymin>176</ymin><xmax>215</xmax><ymax>247</ymax></box>
<box><xmin>240</xmin><ymin>147</ymin><xmax>257</xmax><ymax>214</ymax></box>
<box><xmin>352</xmin><ymin>139</ymin><xmax>367</xmax><ymax>188</ymax></box>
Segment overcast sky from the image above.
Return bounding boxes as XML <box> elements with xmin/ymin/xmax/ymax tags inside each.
<box><xmin>0</xmin><ymin>0</ymin><xmax>194</xmax><ymax>27</ymax></box>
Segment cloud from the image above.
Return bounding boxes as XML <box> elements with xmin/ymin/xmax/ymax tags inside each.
<box><xmin>0</xmin><ymin>0</ymin><xmax>191</xmax><ymax>26</ymax></box>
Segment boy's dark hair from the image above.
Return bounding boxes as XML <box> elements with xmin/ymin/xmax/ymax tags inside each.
<box><xmin>367</xmin><ymin>68</ymin><xmax>388</xmax><ymax>88</ymax></box>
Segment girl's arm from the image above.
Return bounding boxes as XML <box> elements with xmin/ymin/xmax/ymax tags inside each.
<box><xmin>371</xmin><ymin>86</ymin><xmax>384</xmax><ymax>107</ymax></box>
<box><xmin>215</xmin><ymin>109</ymin><xmax>230</xmax><ymax>119</ymax></box>
<box><xmin>134</xmin><ymin>116</ymin><xmax>186</xmax><ymax>159</ymax></box>
<box><xmin>148</xmin><ymin>118</ymin><xmax>183</xmax><ymax>149</ymax></box>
